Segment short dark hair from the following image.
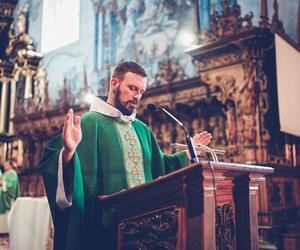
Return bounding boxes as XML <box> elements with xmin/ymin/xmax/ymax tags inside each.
<box><xmin>111</xmin><ymin>61</ymin><xmax>147</xmax><ymax>81</ymax></box>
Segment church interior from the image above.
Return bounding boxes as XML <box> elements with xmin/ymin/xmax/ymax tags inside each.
<box><xmin>0</xmin><ymin>0</ymin><xmax>300</xmax><ymax>249</ymax></box>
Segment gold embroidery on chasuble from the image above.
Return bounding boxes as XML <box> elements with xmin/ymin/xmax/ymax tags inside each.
<box><xmin>115</xmin><ymin>122</ymin><xmax>146</xmax><ymax>188</ymax></box>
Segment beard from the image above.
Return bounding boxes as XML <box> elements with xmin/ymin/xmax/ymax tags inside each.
<box><xmin>115</xmin><ymin>87</ymin><xmax>137</xmax><ymax>116</ymax></box>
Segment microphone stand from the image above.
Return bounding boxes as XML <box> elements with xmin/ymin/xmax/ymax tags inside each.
<box><xmin>183</xmin><ymin>127</ymin><xmax>199</xmax><ymax>163</ymax></box>
<box><xmin>148</xmin><ymin>105</ymin><xmax>199</xmax><ymax>164</ymax></box>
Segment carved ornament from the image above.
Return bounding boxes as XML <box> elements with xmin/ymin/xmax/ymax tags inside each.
<box><xmin>194</xmin><ymin>53</ymin><xmax>242</xmax><ymax>73</ymax></box>
<box><xmin>0</xmin><ymin>0</ymin><xmax>17</xmax><ymax>34</ymax></box>
<box><xmin>120</xmin><ymin>207</ymin><xmax>178</xmax><ymax>249</ymax></box>
<box><xmin>216</xmin><ymin>203</ymin><xmax>235</xmax><ymax>250</ymax></box>
<box><xmin>203</xmin><ymin>0</ymin><xmax>253</xmax><ymax>42</ymax></box>
<box><xmin>202</xmin><ymin>74</ymin><xmax>236</xmax><ymax>103</ymax></box>
<box><xmin>5</xmin><ymin>8</ymin><xmax>42</xmax><ymax>70</ymax></box>
<box><xmin>0</xmin><ymin>59</ymin><xmax>14</xmax><ymax>79</ymax></box>
<box><xmin>155</xmin><ymin>58</ymin><xmax>186</xmax><ymax>86</ymax></box>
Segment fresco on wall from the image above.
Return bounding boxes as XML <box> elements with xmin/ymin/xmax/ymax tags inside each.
<box><xmin>100</xmin><ymin>0</ymin><xmax>197</xmax><ymax>87</ymax></box>
<box><xmin>13</xmin><ymin>0</ymin><xmax>299</xmax><ymax>105</ymax></box>
<box><xmin>44</xmin><ymin>53</ymin><xmax>85</xmax><ymax>105</ymax></box>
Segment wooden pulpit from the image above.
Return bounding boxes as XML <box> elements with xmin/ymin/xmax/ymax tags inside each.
<box><xmin>99</xmin><ymin>161</ymin><xmax>274</xmax><ymax>250</ymax></box>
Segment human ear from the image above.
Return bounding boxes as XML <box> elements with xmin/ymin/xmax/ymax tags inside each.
<box><xmin>110</xmin><ymin>78</ymin><xmax>120</xmax><ymax>93</ymax></box>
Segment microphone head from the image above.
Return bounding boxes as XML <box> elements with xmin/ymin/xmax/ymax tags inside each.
<box><xmin>147</xmin><ymin>104</ymin><xmax>159</xmax><ymax>111</ymax></box>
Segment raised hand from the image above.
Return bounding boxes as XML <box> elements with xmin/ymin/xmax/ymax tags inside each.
<box><xmin>62</xmin><ymin>109</ymin><xmax>82</xmax><ymax>164</ymax></box>
<box><xmin>192</xmin><ymin>131</ymin><xmax>212</xmax><ymax>146</ymax></box>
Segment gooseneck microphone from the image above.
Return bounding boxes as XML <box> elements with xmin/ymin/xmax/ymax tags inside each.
<box><xmin>147</xmin><ymin>104</ymin><xmax>199</xmax><ymax>163</ymax></box>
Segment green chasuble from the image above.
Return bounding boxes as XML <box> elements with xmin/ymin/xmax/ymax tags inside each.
<box><xmin>39</xmin><ymin>111</ymin><xmax>189</xmax><ymax>250</ymax></box>
<box><xmin>0</xmin><ymin>169</ymin><xmax>20</xmax><ymax>214</ymax></box>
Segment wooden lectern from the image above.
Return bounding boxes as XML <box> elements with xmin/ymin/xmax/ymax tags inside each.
<box><xmin>99</xmin><ymin>161</ymin><xmax>273</xmax><ymax>250</ymax></box>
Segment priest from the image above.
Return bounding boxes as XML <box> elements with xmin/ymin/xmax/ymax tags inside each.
<box><xmin>39</xmin><ymin>61</ymin><xmax>212</xmax><ymax>250</ymax></box>
<box><xmin>0</xmin><ymin>161</ymin><xmax>20</xmax><ymax>233</ymax></box>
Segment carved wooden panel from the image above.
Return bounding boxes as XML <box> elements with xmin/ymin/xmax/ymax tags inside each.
<box><xmin>119</xmin><ymin>206</ymin><xmax>180</xmax><ymax>250</ymax></box>
<box><xmin>216</xmin><ymin>203</ymin><xmax>235</xmax><ymax>250</ymax></box>
<box><xmin>269</xmin><ymin>177</ymin><xmax>300</xmax><ymax>211</ymax></box>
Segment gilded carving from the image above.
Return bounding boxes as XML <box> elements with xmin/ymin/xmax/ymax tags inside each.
<box><xmin>16</xmin><ymin>7</ymin><xmax>26</xmax><ymax>34</ymax></box>
<box><xmin>204</xmin><ymin>74</ymin><xmax>236</xmax><ymax>104</ymax></box>
<box><xmin>6</xmin><ymin>8</ymin><xmax>41</xmax><ymax>70</ymax></box>
<box><xmin>3</xmin><ymin>6</ymin><xmax>43</xmax><ymax>121</ymax></box>
<box><xmin>193</xmin><ymin>53</ymin><xmax>242</xmax><ymax>73</ymax></box>
<box><xmin>203</xmin><ymin>0</ymin><xmax>253</xmax><ymax>42</ymax></box>
<box><xmin>120</xmin><ymin>207</ymin><xmax>178</xmax><ymax>249</ymax></box>
<box><xmin>216</xmin><ymin>203</ymin><xmax>235</xmax><ymax>250</ymax></box>
<box><xmin>224</xmin><ymin>102</ymin><xmax>237</xmax><ymax>145</ymax></box>
<box><xmin>256</xmin><ymin>62</ymin><xmax>271</xmax><ymax>143</ymax></box>
<box><xmin>0</xmin><ymin>1</ymin><xmax>16</xmax><ymax>34</ymax></box>
<box><xmin>155</xmin><ymin>58</ymin><xmax>185</xmax><ymax>86</ymax></box>
<box><xmin>189</xmin><ymin>43</ymin><xmax>275</xmax><ymax>162</ymax></box>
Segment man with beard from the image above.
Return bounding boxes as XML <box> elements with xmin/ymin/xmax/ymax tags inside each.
<box><xmin>40</xmin><ymin>61</ymin><xmax>212</xmax><ymax>250</ymax></box>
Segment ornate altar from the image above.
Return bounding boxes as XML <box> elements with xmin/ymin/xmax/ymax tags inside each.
<box><xmin>0</xmin><ymin>4</ymin><xmax>46</xmax><ymax>195</ymax></box>
<box><xmin>0</xmin><ymin>0</ymin><xmax>18</xmax><ymax>158</ymax></box>
<box><xmin>136</xmin><ymin>1</ymin><xmax>300</xmax><ymax>249</ymax></box>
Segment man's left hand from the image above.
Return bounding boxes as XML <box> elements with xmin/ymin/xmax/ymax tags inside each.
<box><xmin>192</xmin><ymin>131</ymin><xmax>212</xmax><ymax>146</ymax></box>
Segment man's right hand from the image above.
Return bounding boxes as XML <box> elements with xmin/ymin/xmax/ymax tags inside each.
<box><xmin>62</xmin><ymin>109</ymin><xmax>82</xmax><ymax>166</ymax></box>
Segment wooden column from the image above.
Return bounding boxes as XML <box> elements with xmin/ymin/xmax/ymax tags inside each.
<box><xmin>234</xmin><ymin>173</ymin><xmax>265</xmax><ymax>250</ymax></box>
<box><xmin>203</xmin><ymin>169</ymin><xmax>217</xmax><ymax>250</ymax></box>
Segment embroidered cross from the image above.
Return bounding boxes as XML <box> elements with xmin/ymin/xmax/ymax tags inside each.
<box><xmin>130</xmin><ymin>166</ymin><xmax>142</xmax><ymax>184</ymax></box>
<box><xmin>125</xmin><ymin>130</ymin><xmax>137</xmax><ymax>146</ymax></box>
<box><xmin>128</xmin><ymin>149</ymin><xmax>140</xmax><ymax>163</ymax></box>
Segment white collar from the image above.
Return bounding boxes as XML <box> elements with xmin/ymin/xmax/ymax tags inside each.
<box><xmin>89</xmin><ymin>96</ymin><xmax>136</xmax><ymax>123</ymax></box>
